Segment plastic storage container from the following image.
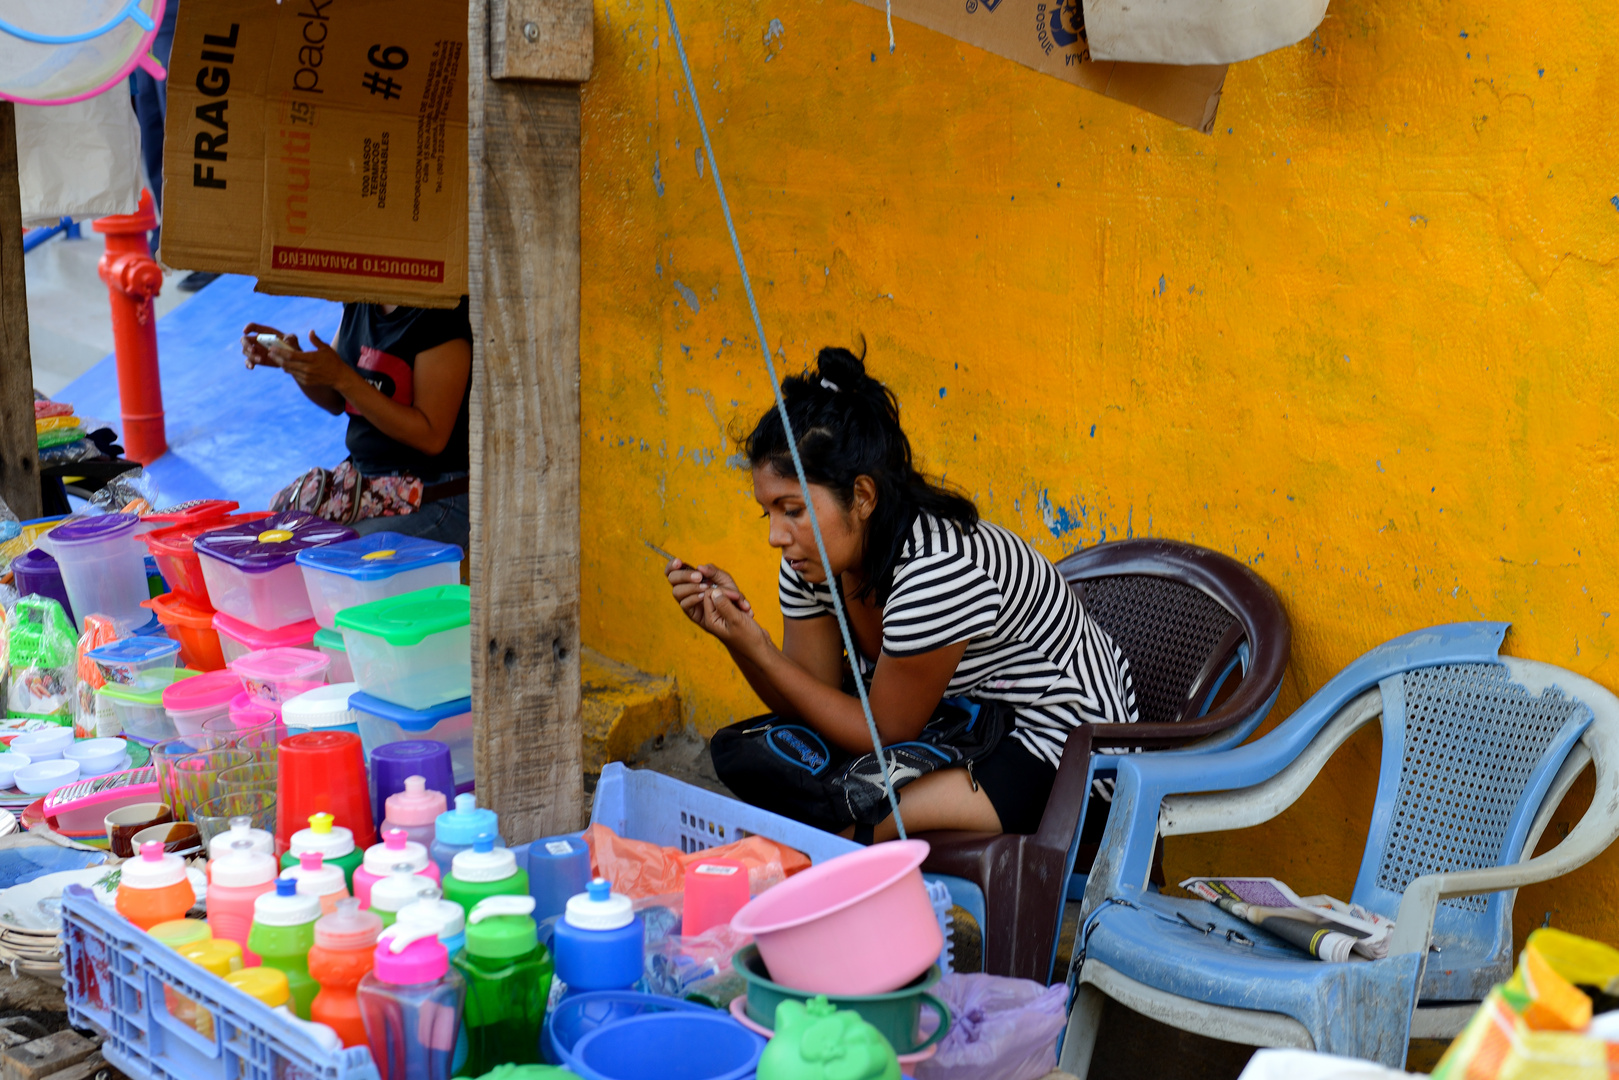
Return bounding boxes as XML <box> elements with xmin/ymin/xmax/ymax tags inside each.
<box><xmin>141</xmin><ymin>500</ymin><xmax>240</xmax><ymax>531</ymax></box>
<box><xmin>283</xmin><ymin>683</ymin><xmax>362</xmax><ymax>736</ymax></box>
<box><xmin>314</xmin><ymin>628</ymin><xmax>354</xmax><ymax>682</ymax></box>
<box><xmin>62</xmin><ymin>885</ymin><xmax>379</xmax><ymax>1080</ymax></box>
<box><xmin>163</xmin><ymin>670</ymin><xmax>244</xmax><ymax>737</ymax></box>
<box><xmin>351</xmin><ymin>693</ymin><xmax>472</xmax><ymax>790</ymax></box>
<box><xmin>11</xmin><ymin>546</ymin><xmax>74</xmax><ymax>624</ymax></box>
<box><xmin>88</xmin><ymin>636</ymin><xmax>181</xmax><ymax>689</ymax></box>
<box><xmin>357</xmin><ymin>924</ymin><xmax>465</xmax><ymax>1080</ymax></box>
<box><xmin>297</xmin><ymin>533</ymin><xmax>463</xmax><ymax>631</ymax></box>
<box><xmin>101</xmin><ymin>670</ymin><xmax>201</xmax><ymax>744</ymax></box>
<box><xmin>142</xmin><ymin>512</ymin><xmax>270</xmax><ymax>603</ymax></box>
<box><xmin>38</xmin><ymin>513</ymin><xmax>150</xmax><ymax>630</ymax></box>
<box><xmin>336</xmin><ymin>586</ymin><xmax>470</xmax><ymax>709</ymax></box>
<box><xmin>212</xmin><ymin>610</ymin><xmax>320</xmax><ymax>665</ymax></box>
<box><xmin>144</xmin><ymin>591</ymin><xmax>226</xmax><ymax>672</ymax></box>
<box><xmin>230</xmin><ymin>648</ymin><xmax>331</xmax><ymax>706</ymax></box>
<box><xmin>194</xmin><ymin>512</ymin><xmax>357</xmax><ymax>630</ymax></box>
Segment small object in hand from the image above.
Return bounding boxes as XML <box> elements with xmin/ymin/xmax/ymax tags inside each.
<box><xmin>255</xmin><ymin>333</ymin><xmax>288</xmax><ymax>350</ymax></box>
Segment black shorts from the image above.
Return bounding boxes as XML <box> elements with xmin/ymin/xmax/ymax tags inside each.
<box><xmin>972</xmin><ymin>732</ymin><xmax>1059</xmax><ymax>834</ymax></box>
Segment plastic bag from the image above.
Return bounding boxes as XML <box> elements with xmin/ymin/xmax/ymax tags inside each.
<box><xmin>914</xmin><ymin>973</ymin><xmax>1068</xmax><ymax>1080</ymax></box>
<box><xmin>5</xmin><ymin>595</ymin><xmax>77</xmax><ymax>721</ymax></box>
<box><xmin>74</xmin><ymin>613</ymin><xmax>124</xmax><ymax>738</ymax></box>
<box><xmin>582</xmin><ymin>823</ymin><xmax>810</xmax><ymax>900</ymax></box>
<box><xmin>12</xmin><ymin>96</ymin><xmax>141</xmax><ymax>224</ymax></box>
<box><xmin>89</xmin><ymin>467</ymin><xmax>158</xmax><ymax>516</ymax></box>
<box><xmin>644</xmin><ymin>918</ymin><xmax>754</xmax><ymax>998</ymax></box>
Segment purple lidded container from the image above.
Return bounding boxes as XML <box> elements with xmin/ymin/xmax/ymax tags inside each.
<box><xmin>36</xmin><ymin>512</ymin><xmax>148</xmax><ymax>630</ymax></box>
<box><xmin>193</xmin><ymin>510</ymin><xmax>357</xmax><ymax>631</ymax></box>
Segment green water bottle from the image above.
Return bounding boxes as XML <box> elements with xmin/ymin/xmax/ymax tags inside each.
<box><xmin>452</xmin><ymin>895</ymin><xmax>552</xmax><ymax>1077</ymax></box>
<box><xmin>443</xmin><ymin>834</ymin><xmax>529</xmax><ymax>916</ymax></box>
<box><xmin>247</xmin><ymin>878</ymin><xmax>322</xmax><ymax>1019</ymax></box>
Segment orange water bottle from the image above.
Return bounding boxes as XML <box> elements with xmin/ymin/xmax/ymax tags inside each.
<box><xmin>308</xmin><ymin>897</ymin><xmax>384</xmax><ymax>1048</ymax></box>
<box><xmin>116</xmin><ymin>842</ymin><xmax>195</xmax><ymax>930</ymax></box>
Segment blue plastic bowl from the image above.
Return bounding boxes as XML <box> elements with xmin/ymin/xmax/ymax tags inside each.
<box><xmin>543</xmin><ymin>990</ymin><xmax>713</xmax><ymax>1068</ymax></box>
<box><xmin>571</xmin><ymin>1012</ymin><xmax>764</xmax><ymax>1080</ymax></box>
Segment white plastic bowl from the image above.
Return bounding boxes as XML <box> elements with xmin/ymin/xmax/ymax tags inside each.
<box><xmin>10</xmin><ymin>727</ymin><xmax>75</xmax><ymax>762</ymax></box>
<box><xmin>0</xmin><ymin>752</ymin><xmax>32</xmax><ymax>789</ymax></box>
<box><xmin>14</xmin><ymin>759</ymin><xmax>80</xmax><ymax>795</ymax></box>
<box><xmin>63</xmin><ymin>738</ymin><xmax>130</xmax><ymax>777</ymax></box>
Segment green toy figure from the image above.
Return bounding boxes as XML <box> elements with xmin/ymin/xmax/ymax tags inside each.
<box><xmin>756</xmin><ymin>995</ymin><xmax>903</xmax><ymax>1080</ymax></box>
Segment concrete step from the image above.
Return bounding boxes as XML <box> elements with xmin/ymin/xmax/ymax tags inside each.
<box><xmin>581</xmin><ymin>647</ymin><xmax>681</xmax><ymax>776</ymax></box>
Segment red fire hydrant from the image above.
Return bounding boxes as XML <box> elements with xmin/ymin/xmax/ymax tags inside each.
<box><xmin>93</xmin><ymin>190</ymin><xmax>166</xmax><ymax>464</ymax></box>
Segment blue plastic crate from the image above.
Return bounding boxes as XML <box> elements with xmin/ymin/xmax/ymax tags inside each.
<box><xmin>590</xmin><ymin>762</ymin><xmax>862</xmax><ymax>865</ymax></box>
<box><xmin>60</xmin><ymin>886</ymin><xmax>379</xmax><ymax>1080</ymax></box>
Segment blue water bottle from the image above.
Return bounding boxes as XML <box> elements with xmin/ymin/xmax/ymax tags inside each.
<box><xmin>551</xmin><ymin>878</ymin><xmax>643</xmax><ymax>993</ymax></box>
<box><xmin>430</xmin><ymin>793</ymin><xmax>504</xmax><ymax>877</ymax></box>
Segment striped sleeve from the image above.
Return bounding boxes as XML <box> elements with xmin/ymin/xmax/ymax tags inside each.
<box><xmin>778</xmin><ymin>559</ymin><xmax>833</xmax><ymax>620</ymax></box>
<box><xmin>881</xmin><ymin>550</ymin><xmax>1002</xmax><ymax>657</ymax></box>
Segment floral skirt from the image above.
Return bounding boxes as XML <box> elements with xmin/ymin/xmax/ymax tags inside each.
<box><xmin>270</xmin><ymin>460</ymin><xmax>423</xmax><ymax>524</ymax></box>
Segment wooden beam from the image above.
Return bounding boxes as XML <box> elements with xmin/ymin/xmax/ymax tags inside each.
<box><xmin>0</xmin><ymin>102</ymin><xmax>42</xmax><ymax>522</ymax></box>
<box><xmin>468</xmin><ymin>0</ymin><xmax>592</xmax><ymax>842</ymax></box>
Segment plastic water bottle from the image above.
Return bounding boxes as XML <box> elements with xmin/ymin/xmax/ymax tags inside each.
<box><xmin>453</xmin><ymin>895</ymin><xmax>553</xmax><ymax>1075</ymax></box>
<box><xmin>430</xmin><ymin>794</ymin><xmax>504</xmax><ymax>876</ymax></box>
<box><xmin>206</xmin><ymin>815</ymin><xmax>275</xmax><ymax>870</ymax></box>
<box><xmin>552</xmin><ymin>878</ymin><xmax>643</xmax><ymax>993</ymax></box>
<box><xmin>353</xmin><ymin>828</ymin><xmax>442</xmax><ymax>908</ymax></box>
<box><xmin>247</xmin><ymin>878</ymin><xmax>322</xmax><ymax>1019</ymax></box>
<box><xmin>526</xmin><ymin>834</ymin><xmax>591</xmax><ymax>924</ymax></box>
<box><xmin>280</xmin><ymin>851</ymin><xmax>351</xmax><ymax>915</ymax></box>
<box><xmin>443</xmin><ymin>834</ymin><xmax>529</xmax><ymax>916</ymax></box>
<box><xmin>394</xmin><ymin>886</ymin><xmax>469</xmax><ymax>1075</ymax></box>
<box><xmin>282</xmin><ymin>812</ymin><xmax>364</xmax><ymax>891</ymax></box>
<box><xmin>207</xmin><ymin>840</ymin><xmax>278</xmax><ymax>963</ymax></box>
<box><xmin>308</xmin><ymin>897</ymin><xmax>383</xmax><ymax>1049</ymax></box>
<box><xmin>357</xmin><ymin>923</ymin><xmax>465</xmax><ymax>1080</ymax></box>
<box><xmin>369</xmin><ymin>864</ymin><xmax>441</xmax><ymax>927</ymax></box>
<box><xmin>115</xmin><ymin>842</ymin><xmax>195</xmax><ymax>931</ymax></box>
<box><xmin>382</xmin><ymin>775</ymin><xmax>447</xmax><ymax>849</ymax></box>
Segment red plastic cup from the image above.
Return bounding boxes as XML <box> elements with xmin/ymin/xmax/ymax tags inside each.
<box><xmin>682</xmin><ymin>857</ymin><xmax>750</xmax><ymax>937</ymax></box>
<box><xmin>276</xmin><ymin>731</ymin><xmax>376</xmax><ymax>855</ymax></box>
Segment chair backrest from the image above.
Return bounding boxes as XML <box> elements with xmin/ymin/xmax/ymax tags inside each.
<box><xmin>1352</xmin><ymin>661</ymin><xmax>1592</xmax><ymax>960</ymax></box>
<box><xmin>1056</xmin><ymin>539</ymin><xmax>1291</xmax><ymax>743</ymax></box>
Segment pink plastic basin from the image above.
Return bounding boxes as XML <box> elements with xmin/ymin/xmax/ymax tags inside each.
<box><xmin>729</xmin><ymin>839</ymin><xmax>940</xmax><ymax>996</ymax></box>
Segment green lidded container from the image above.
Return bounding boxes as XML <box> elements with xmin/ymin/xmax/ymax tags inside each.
<box><xmin>335</xmin><ymin>585</ymin><xmax>470</xmax><ymax>709</ymax></box>
<box><xmin>452</xmin><ymin>895</ymin><xmax>553</xmax><ymax>1077</ymax></box>
<box><xmin>443</xmin><ymin>835</ymin><xmax>529</xmax><ymax>916</ymax></box>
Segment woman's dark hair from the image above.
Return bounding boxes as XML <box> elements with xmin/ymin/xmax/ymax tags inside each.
<box><xmin>743</xmin><ymin>345</ymin><xmax>978</xmax><ymax>603</ymax></box>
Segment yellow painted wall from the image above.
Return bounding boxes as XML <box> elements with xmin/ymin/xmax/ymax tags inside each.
<box><xmin>577</xmin><ymin>0</ymin><xmax>1619</xmax><ymax>941</ymax></box>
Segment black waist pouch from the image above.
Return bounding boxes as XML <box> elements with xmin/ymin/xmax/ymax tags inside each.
<box><xmin>708</xmin><ymin>696</ymin><xmax>1012</xmax><ymax>832</ymax></box>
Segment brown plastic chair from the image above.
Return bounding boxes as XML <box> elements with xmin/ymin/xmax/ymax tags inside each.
<box><xmin>916</xmin><ymin>538</ymin><xmax>1291</xmax><ymax>983</ymax></box>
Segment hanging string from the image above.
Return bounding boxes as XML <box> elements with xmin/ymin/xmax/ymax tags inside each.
<box><xmin>662</xmin><ymin>0</ymin><xmax>906</xmax><ymax>840</ymax></box>
<box><xmin>886</xmin><ymin>0</ymin><xmax>896</xmax><ymax>53</ymax></box>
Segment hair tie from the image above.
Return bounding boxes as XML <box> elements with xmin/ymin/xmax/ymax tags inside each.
<box><xmin>820</xmin><ymin>378</ymin><xmax>840</xmax><ymax>393</ymax></box>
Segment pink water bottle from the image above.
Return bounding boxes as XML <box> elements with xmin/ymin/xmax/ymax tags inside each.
<box><xmin>354</xmin><ymin>829</ymin><xmax>442</xmax><ymax>908</ymax></box>
<box><xmin>281</xmin><ymin>851</ymin><xmax>351</xmax><ymax>915</ymax></box>
<box><xmin>208</xmin><ymin>842</ymin><xmax>278</xmax><ymax>964</ymax></box>
<box><xmin>383</xmin><ymin>776</ymin><xmax>448</xmax><ymax>849</ymax></box>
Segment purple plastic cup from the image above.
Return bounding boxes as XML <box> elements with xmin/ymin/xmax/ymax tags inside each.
<box><xmin>370</xmin><ymin>739</ymin><xmax>456</xmax><ymax>827</ymax></box>
<box><xmin>11</xmin><ymin>547</ymin><xmax>74</xmax><ymax>625</ymax></box>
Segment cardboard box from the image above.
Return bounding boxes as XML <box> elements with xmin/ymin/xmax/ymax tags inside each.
<box><xmin>849</xmin><ymin>0</ymin><xmax>1226</xmax><ymax>133</ymax></box>
<box><xmin>161</xmin><ymin>0</ymin><xmax>468</xmax><ymax>306</ymax></box>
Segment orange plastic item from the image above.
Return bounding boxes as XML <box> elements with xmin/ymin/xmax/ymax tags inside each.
<box><xmin>115</xmin><ymin>843</ymin><xmax>196</xmax><ymax>931</ymax></box>
<box><xmin>308</xmin><ymin>941</ymin><xmax>377</xmax><ymax>1047</ymax></box>
<box><xmin>582</xmin><ymin>823</ymin><xmax>810</xmax><ymax>900</ymax></box>
<box><xmin>144</xmin><ymin>512</ymin><xmax>274</xmax><ymax>604</ymax></box>
<box><xmin>92</xmin><ymin>191</ymin><xmax>166</xmax><ymax>464</ymax></box>
<box><xmin>74</xmin><ymin>613</ymin><xmax>123</xmax><ymax>737</ymax></box>
<box><xmin>1520</xmin><ymin>937</ymin><xmax>1594</xmax><ymax>1032</ymax></box>
<box><xmin>142</xmin><ymin>591</ymin><xmax>226</xmax><ymax>672</ymax></box>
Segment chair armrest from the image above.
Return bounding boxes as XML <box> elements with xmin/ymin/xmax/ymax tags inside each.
<box><xmin>1392</xmin><ymin>682</ymin><xmax>1619</xmax><ymax>956</ymax></box>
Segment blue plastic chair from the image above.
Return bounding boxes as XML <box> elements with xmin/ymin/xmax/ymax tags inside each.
<box><xmin>1058</xmin><ymin>622</ymin><xmax>1619</xmax><ymax>1072</ymax></box>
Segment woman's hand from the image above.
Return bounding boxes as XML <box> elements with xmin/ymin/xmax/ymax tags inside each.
<box><xmin>275</xmin><ymin>331</ymin><xmax>359</xmax><ymax>394</ymax></box>
<box><xmin>696</xmin><ymin>582</ymin><xmax>772</xmax><ymax>657</ymax></box>
<box><xmin>241</xmin><ymin>323</ymin><xmax>300</xmax><ymax>369</ymax></box>
<box><xmin>666</xmin><ymin>561</ymin><xmax>764</xmax><ymax>649</ymax></box>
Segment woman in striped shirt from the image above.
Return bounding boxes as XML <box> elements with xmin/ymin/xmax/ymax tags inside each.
<box><xmin>666</xmin><ymin>347</ymin><xmax>1137</xmax><ymax>839</ymax></box>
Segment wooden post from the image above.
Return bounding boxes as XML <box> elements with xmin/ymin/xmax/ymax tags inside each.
<box><xmin>0</xmin><ymin>102</ymin><xmax>42</xmax><ymax>522</ymax></box>
<box><xmin>468</xmin><ymin>0</ymin><xmax>594</xmax><ymax>841</ymax></box>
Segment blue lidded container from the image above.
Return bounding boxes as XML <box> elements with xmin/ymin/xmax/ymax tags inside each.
<box><xmin>552</xmin><ymin>879</ymin><xmax>644</xmax><ymax>993</ymax></box>
<box><xmin>528</xmin><ymin>834</ymin><xmax>592</xmax><ymax>925</ymax></box>
<box><xmin>294</xmin><ymin>531</ymin><xmax>463</xmax><ymax>631</ymax></box>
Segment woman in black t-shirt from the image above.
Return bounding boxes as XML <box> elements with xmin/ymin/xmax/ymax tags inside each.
<box><xmin>240</xmin><ymin>299</ymin><xmax>472</xmax><ymax>549</ymax></box>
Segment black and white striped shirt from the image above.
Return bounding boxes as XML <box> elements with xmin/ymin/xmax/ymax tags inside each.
<box><xmin>778</xmin><ymin>511</ymin><xmax>1138</xmax><ymax>768</ymax></box>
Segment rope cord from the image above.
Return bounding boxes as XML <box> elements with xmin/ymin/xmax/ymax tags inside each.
<box><xmin>662</xmin><ymin>0</ymin><xmax>906</xmax><ymax>839</ymax></box>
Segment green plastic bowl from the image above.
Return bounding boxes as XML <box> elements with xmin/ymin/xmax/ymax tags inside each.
<box><xmin>733</xmin><ymin>945</ymin><xmax>949</xmax><ymax>1055</ymax></box>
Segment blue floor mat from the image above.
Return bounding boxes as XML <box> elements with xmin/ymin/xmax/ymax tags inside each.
<box><xmin>56</xmin><ymin>275</ymin><xmax>349</xmax><ymax>510</ymax></box>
